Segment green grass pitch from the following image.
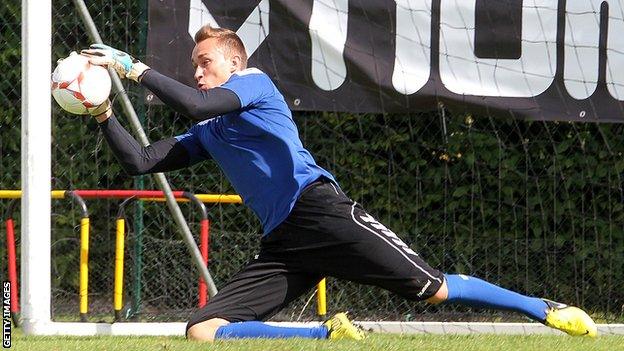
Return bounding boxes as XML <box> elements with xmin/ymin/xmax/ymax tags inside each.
<box><xmin>12</xmin><ymin>332</ymin><xmax>624</xmax><ymax>351</ymax></box>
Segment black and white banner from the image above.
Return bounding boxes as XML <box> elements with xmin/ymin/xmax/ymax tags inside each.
<box><xmin>147</xmin><ymin>0</ymin><xmax>624</xmax><ymax>122</ymax></box>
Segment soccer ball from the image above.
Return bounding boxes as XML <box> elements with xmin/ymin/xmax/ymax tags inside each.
<box><xmin>51</xmin><ymin>52</ymin><xmax>111</xmax><ymax>115</ymax></box>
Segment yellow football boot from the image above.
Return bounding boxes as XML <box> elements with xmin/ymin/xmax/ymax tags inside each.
<box><xmin>543</xmin><ymin>299</ymin><xmax>597</xmax><ymax>337</ymax></box>
<box><xmin>323</xmin><ymin>312</ymin><xmax>367</xmax><ymax>340</ymax></box>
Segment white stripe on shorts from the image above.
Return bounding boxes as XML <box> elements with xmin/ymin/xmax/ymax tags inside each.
<box><xmin>329</xmin><ymin>182</ymin><xmax>340</xmax><ymax>195</ymax></box>
<box><xmin>350</xmin><ymin>202</ymin><xmax>441</xmax><ymax>283</ymax></box>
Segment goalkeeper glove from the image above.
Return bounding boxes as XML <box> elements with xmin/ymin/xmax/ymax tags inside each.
<box><xmin>81</xmin><ymin>44</ymin><xmax>150</xmax><ymax>82</ymax></box>
<box><xmin>87</xmin><ymin>99</ymin><xmax>112</xmax><ymax>119</ymax></box>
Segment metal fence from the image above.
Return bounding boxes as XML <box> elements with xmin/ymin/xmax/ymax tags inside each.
<box><xmin>1</xmin><ymin>0</ymin><xmax>623</xmax><ymax>324</ymax></box>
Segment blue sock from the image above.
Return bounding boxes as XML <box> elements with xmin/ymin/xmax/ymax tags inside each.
<box><xmin>215</xmin><ymin>321</ymin><xmax>329</xmax><ymax>339</ymax></box>
<box><xmin>444</xmin><ymin>274</ymin><xmax>548</xmax><ymax>322</ymax></box>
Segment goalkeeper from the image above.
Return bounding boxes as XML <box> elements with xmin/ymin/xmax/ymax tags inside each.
<box><xmin>82</xmin><ymin>25</ymin><xmax>597</xmax><ymax>342</ymax></box>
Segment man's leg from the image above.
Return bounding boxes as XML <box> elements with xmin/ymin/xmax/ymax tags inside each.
<box><xmin>426</xmin><ymin>275</ymin><xmax>597</xmax><ymax>337</ymax></box>
<box><xmin>284</xmin><ymin>182</ymin><xmax>595</xmax><ymax>337</ymax></box>
<box><xmin>187</xmin><ymin>318</ymin><xmax>229</xmax><ymax>341</ymax></box>
<box><xmin>186</xmin><ymin>257</ymin><xmax>327</xmax><ymax>342</ymax></box>
<box><xmin>185</xmin><ymin>254</ymin><xmax>364</xmax><ymax>341</ymax></box>
<box><xmin>427</xmin><ymin>274</ymin><xmax>548</xmax><ymax>321</ymax></box>
<box><xmin>189</xmin><ymin>319</ymin><xmax>328</xmax><ymax>341</ymax></box>
<box><xmin>188</xmin><ymin>312</ymin><xmax>364</xmax><ymax>341</ymax></box>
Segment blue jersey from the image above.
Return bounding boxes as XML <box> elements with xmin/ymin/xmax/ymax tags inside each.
<box><xmin>175</xmin><ymin>68</ymin><xmax>336</xmax><ymax>235</ymax></box>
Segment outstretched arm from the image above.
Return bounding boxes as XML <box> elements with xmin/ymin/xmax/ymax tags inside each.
<box><xmin>94</xmin><ymin>108</ymin><xmax>192</xmax><ymax>175</ymax></box>
<box><xmin>82</xmin><ymin>44</ymin><xmax>241</xmax><ymax>121</ymax></box>
<box><xmin>140</xmin><ymin>69</ymin><xmax>240</xmax><ymax>121</ymax></box>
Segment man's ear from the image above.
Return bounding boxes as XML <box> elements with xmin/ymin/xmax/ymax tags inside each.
<box><xmin>230</xmin><ymin>55</ymin><xmax>242</xmax><ymax>72</ymax></box>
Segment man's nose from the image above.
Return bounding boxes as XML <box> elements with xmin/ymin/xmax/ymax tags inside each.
<box><xmin>194</xmin><ymin>66</ymin><xmax>203</xmax><ymax>81</ymax></box>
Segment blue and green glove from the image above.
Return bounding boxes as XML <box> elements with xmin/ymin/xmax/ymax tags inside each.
<box><xmin>81</xmin><ymin>44</ymin><xmax>150</xmax><ymax>82</ymax></box>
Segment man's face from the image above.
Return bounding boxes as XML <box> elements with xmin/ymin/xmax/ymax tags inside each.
<box><xmin>191</xmin><ymin>38</ymin><xmax>239</xmax><ymax>90</ymax></box>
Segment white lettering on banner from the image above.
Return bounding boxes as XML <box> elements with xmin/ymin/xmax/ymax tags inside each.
<box><xmin>359</xmin><ymin>213</ymin><xmax>420</xmax><ymax>257</ymax></box>
<box><xmin>188</xmin><ymin>0</ymin><xmax>269</xmax><ymax>57</ymax></box>
<box><xmin>439</xmin><ymin>0</ymin><xmax>558</xmax><ymax>97</ymax></box>
<box><xmin>565</xmin><ymin>1</ymin><xmax>624</xmax><ymax>101</ymax></box>
<box><xmin>392</xmin><ymin>0</ymin><xmax>432</xmax><ymax>95</ymax></box>
<box><xmin>188</xmin><ymin>0</ymin><xmax>218</xmax><ymax>37</ymax></box>
<box><xmin>309</xmin><ymin>0</ymin><xmax>349</xmax><ymax>91</ymax></box>
<box><xmin>183</xmin><ymin>1</ymin><xmax>624</xmax><ymax>102</ymax></box>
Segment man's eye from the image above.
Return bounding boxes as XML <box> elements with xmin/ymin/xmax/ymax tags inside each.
<box><xmin>203</xmin><ymin>60</ymin><xmax>211</xmax><ymax>66</ymax></box>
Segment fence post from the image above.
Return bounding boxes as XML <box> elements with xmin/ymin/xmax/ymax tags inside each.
<box><xmin>182</xmin><ymin>192</ymin><xmax>211</xmax><ymax>306</ymax></box>
<box><xmin>316</xmin><ymin>278</ymin><xmax>327</xmax><ymax>319</ymax></box>
<box><xmin>5</xmin><ymin>199</ymin><xmax>20</xmax><ymax>327</ymax></box>
<box><xmin>66</xmin><ymin>191</ymin><xmax>89</xmax><ymax>322</ymax></box>
<box><xmin>115</xmin><ymin>197</ymin><xmax>136</xmax><ymax>321</ymax></box>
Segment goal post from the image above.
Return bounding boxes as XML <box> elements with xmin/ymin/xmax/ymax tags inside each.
<box><xmin>20</xmin><ymin>0</ymin><xmax>52</xmax><ymax>334</ymax></box>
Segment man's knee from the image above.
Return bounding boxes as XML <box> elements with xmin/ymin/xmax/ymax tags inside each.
<box><xmin>425</xmin><ymin>279</ymin><xmax>448</xmax><ymax>304</ymax></box>
<box><xmin>186</xmin><ymin>318</ymin><xmax>230</xmax><ymax>342</ymax></box>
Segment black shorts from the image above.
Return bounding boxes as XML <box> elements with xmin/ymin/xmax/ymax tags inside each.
<box><xmin>186</xmin><ymin>178</ymin><xmax>444</xmax><ymax>330</ymax></box>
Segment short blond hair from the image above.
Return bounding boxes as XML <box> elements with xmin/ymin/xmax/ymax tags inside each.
<box><xmin>194</xmin><ymin>25</ymin><xmax>248</xmax><ymax>69</ymax></box>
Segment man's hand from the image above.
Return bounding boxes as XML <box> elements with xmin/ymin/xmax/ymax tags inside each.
<box><xmin>81</xmin><ymin>44</ymin><xmax>150</xmax><ymax>82</ymax></box>
<box><xmin>88</xmin><ymin>99</ymin><xmax>112</xmax><ymax>122</ymax></box>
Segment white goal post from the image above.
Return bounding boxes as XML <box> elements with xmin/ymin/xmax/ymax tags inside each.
<box><xmin>21</xmin><ymin>0</ymin><xmax>53</xmax><ymax>334</ymax></box>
